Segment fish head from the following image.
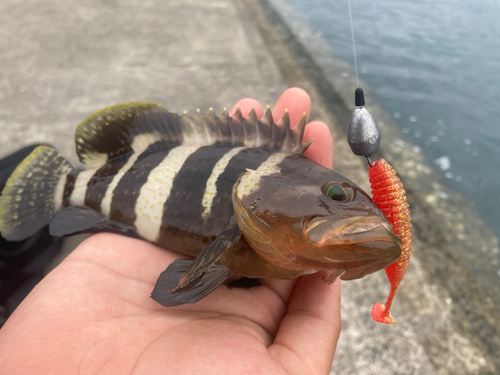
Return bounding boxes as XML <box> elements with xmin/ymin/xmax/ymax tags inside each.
<box><xmin>232</xmin><ymin>154</ymin><xmax>402</xmax><ymax>280</ymax></box>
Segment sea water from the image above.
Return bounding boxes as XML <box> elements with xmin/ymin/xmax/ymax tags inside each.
<box><xmin>286</xmin><ymin>0</ymin><xmax>500</xmax><ymax>241</ymax></box>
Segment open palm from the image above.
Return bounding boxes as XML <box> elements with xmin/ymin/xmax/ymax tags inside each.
<box><xmin>0</xmin><ymin>88</ymin><xmax>341</xmax><ymax>375</ymax></box>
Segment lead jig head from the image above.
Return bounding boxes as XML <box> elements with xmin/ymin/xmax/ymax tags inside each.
<box><xmin>347</xmin><ymin>88</ymin><xmax>381</xmax><ymax>166</ymax></box>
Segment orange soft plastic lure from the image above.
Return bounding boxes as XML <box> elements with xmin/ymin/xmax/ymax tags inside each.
<box><xmin>368</xmin><ymin>158</ymin><xmax>411</xmax><ymax>324</ymax></box>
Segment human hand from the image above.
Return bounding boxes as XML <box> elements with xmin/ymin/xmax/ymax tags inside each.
<box><xmin>0</xmin><ymin>88</ymin><xmax>340</xmax><ymax>375</ymax></box>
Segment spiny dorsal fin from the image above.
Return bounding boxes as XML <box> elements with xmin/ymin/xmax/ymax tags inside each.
<box><xmin>219</xmin><ymin>108</ymin><xmax>237</xmax><ymax>144</ymax></box>
<box><xmin>179</xmin><ymin>110</ymin><xmax>205</xmax><ymax>147</ymax></box>
<box><xmin>242</xmin><ymin>108</ymin><xmax>258</xmax><ymax>147</ymax></box>
<box><xmin>294</xmin><ymin>113</ymin><xmax>311</xmax><ymax>153</ymax></box>
<box><xmin>227</xmin><ymin>108</ymin><xmax>244</xmax><ymax>144</ymax></box>
<box><xmin>273</xmin><ymin>108</ymin><xmax>286</xmax><ymax>149</ymax></box>
<box><xmin>75</xmin><ymin>102</ymin><xmax>312</xmax><ymax>166</ymax></box>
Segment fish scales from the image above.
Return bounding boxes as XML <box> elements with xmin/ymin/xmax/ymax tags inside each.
<box><xmin>157</xmin><ymin>147</ymin><xmax>279</xmax><ymax>248</ymax></box>
<box><xmin>62</xmin><ymin>172</ymin><xmax>76</xmax><ymax>207</ymax></box>
<box><xmin>70</xmin><ymin>169</ymin><xmax>95</xmax><ymax>207</ymax></box>
<box><xmin>110</xmin><ymin>142</ymin><xmax>178</xmax><ymax>227</ymax></box>
<box><xmin>84</xmin><ymin>153</ymin><xmax>132</xmax><ymax>213</ymax></box>
<box><xmin>160</xmin><ymin>144</ymin><xmax>240</xmax><ymax>236</ymax></box>
<box><xmin>201</xmin><ymin>146</ymin><xmax>245</xmax><ymax>218</ymax></box>
<box><xmin>0</xmin><ymin>101</ymin><xmax>403</xmax><ymax>309</ymax></box>
<box><xmin>199</xmin><ymin>147</ymin><xmax>271</xmax><ymax>231</ymax></box>
<box><xmin>132</xmin><ymin>145</ymin><xmax>199</xmax><ymax>242</ymax></box>
<box><xmin>62</xmin><ymin>141</ymin><xmax>283</xmax><ymax>250</ymax></box>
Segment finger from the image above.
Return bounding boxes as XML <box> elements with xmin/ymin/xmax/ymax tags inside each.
<box><xmin>229</xmin><ymin>98</ymin><xmax>263</xmax><ymax>119</ymax></box>
<box><xmin>269</xmin><ymin>273</ymin><xmax>341</xmax><ymax>374</ymax></box>
<box><xmin>260</xmin><ymin>278</ymin><xmax>298</xmax><ymax>306</ymax></box>
<box><xmin>303</xmin><ymin>121</ymin><xmax>334</xmax><ymax>169</ymax></box>
<box><xmin>272</xmin><ymin>87</ymin><xmax>311</xmax><ymax>126</ymax></box>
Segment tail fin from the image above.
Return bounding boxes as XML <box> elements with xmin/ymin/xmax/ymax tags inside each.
<box><xmin>0</xmin><ymin>146</ymin><xmax>73</xmax><ymax>241</ymax></box>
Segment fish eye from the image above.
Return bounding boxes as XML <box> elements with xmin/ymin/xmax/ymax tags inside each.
<box><xmin>323</xmin><ymin>182</ymin><xmax>353</xmax><ymax>202</ymax></box>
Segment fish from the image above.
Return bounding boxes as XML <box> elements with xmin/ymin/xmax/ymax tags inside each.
<box><xmin>0</xmin><ymin>102</ymin><xmax>402</xmax><ymax>307</ymax></box>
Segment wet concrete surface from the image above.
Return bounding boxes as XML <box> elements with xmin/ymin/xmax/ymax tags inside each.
<box><xmin>0</xmin><ymin>0</ymin><xmax>498</xmax><ymax>373</ymax></box>
<box><xmin>0</xmin><ymin>0</ymin><xmax>284</xmax><ymax>165</ymax></box>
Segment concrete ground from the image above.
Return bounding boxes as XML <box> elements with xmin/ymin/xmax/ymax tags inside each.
<box><xmin>0</xmin><ymin>0</ymin><xmax>498</xmax><ymax>373</ymax></box>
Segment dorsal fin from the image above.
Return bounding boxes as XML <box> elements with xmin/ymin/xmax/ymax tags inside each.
<box><xmin>76</xmin><ymin>102</ymin><xmax>312</xmax><ymax>166</ymax></box>
<box><xmin>75</xmin><ymin>102</ymin><xmax>182</xmax><ymax>166</ymax></box>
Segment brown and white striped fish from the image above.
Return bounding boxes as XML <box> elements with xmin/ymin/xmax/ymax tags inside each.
<box><xmin>0</xmin><ymin>102</ymin><xmax>402</xmax><ymax>306</ymax></box>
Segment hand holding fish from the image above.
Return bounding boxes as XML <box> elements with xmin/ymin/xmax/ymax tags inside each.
<box><xmin>0</xmin><ymin>89</ymin><xmax>342</xmax><ymax>374</ymax></box>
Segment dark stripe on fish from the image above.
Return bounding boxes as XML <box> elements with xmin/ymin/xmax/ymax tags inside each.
<box><xmin>276</xmin><ymin>154</ymin><xmax>321</xmax><ymax>180</ymax></box>
<box><xmin>62</xmin><ymin>172</ymin><xmax>77</xmax><ymax>207</ymax></box>
<box><xmin>202</xmin><ymin>147</ymin><xmax>271</xmax><ymax>235</ymax></box>
<box><xmin>160</xmin><ymin>144</ymin><xmax>236</xmax><ymax>234</ymax></box>
<box><xmin>84</xmin><ymin>154</ymin><xmax>131</xmax><ymax>212</ymax></box>
<box><xmin>109</xmin><ymin>142</ymin><xmax>179</xmax><ymax>226</ymax></box>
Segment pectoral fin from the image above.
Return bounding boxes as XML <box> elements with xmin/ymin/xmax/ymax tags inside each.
<box><xmin>322</xmin><ymin>269</ymin><xmax>345</xmax><ymax>284</ymax></box>
<box><xmin>176</xmin><ymin>216</ymin><xmax>241</xmax><ymax>291</ymax></box>
<box><xmin>151</xmin><ymin>216</ymin><xmax>241</xmax><ymax>306</ymax></box>
<box><xmin>151</xmin><ymin>259</ymin><xmax>231</xmax><ymax>306</ymax></box>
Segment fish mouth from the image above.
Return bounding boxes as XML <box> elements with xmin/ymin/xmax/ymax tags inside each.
<box><xmin>305</xmin><ymin>215</ymin><xmax>403</xmax><ymax>247</ymax></box>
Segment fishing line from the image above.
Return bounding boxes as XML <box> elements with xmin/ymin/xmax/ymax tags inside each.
<box><xmin>347</xmin><ymin>0</ymin><xmax>359</xmax><ymax>88</ymax></box>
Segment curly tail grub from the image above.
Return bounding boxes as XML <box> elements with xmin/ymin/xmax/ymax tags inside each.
<box><xmin>368</xmin><ymin>158</ymin><xmax>412</xmax><ymax>324</ymax></box>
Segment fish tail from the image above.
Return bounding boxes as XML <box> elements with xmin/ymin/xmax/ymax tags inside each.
<box><xmin>0</xmin><ymin>146</ymin><xmax>74</xmax><ymax>241</ymax></box>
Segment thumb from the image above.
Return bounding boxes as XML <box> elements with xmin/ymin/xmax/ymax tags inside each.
<box><xmin>269</xmin><ymin>272</ymin><xmax>341</xmax><ymax>374</ymax></box>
